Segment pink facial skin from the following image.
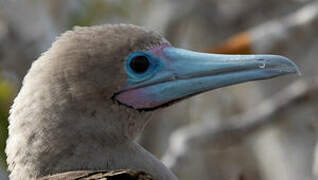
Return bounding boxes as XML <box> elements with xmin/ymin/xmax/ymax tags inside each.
<box><xmin>115</xmin><ymin>88</ymin><xmax>163</xmax><ymax>109</ymax></box>
<box><xmin>149</xmin><ymin>43</ymin><xmax>170</xmax><ymax>57</ymax></box>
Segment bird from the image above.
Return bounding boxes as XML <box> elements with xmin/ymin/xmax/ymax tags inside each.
<box><xmin>5</xmin><ymin>24</ymin><xmax>299</xmax><ymax>180</ymax></box>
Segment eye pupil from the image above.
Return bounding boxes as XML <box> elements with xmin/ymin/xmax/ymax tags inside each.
<box><xmin>129</xmin><ymin>56</ymin><xmax>150</xmax><ymax>73</ymax></box>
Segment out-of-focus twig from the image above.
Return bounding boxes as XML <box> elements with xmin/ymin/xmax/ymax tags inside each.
<box><xmin>207</xmin><ymin>1</ymin><xmax>318</xmax><ymax>54</ymax></box>
<box><xmin>162</xmin><ymin>77</ymin><xmax>318</xmax><ymax>172</ymax></box>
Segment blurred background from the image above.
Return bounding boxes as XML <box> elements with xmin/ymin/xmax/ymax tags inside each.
<box><xmin>1</xmin><ymin>0</ymin><xmax>318</xmax><ymax>180</ymax></box>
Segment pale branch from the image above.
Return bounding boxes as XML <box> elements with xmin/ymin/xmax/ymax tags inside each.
<box><xmin>162</xmin><ymin>77</ymin><xmax>318</xmax><ymax>171</ymax></box>
<box><xmin>249</xmin><ymin>1</ymin><xmax>318</xmax><ymax>54</ymax></box>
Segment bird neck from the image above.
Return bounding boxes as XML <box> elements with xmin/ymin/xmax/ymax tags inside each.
<box><xmin>6</xmin><ymin>74</ymin><xmax>154</xmax><ymax>179</ymax></box>
<box><xmin>46</xmin><ymin>141</ymin><xmax>178</xmax><ymax>180</ymax></box>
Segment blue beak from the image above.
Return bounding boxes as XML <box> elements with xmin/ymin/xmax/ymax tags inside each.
<box><xmin>116</xmin><ymin>46</ymin><xmax>300</xmax><ymax>110</ymax></box>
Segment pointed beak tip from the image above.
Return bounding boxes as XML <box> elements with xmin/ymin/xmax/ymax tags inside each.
<box><xmin>294</xmin><ymin>66</ymin><xmax>302</xmax><ymax>76</ymax></box>
<box><xmin>276</xmin><ymin>55</ymin><xmax>301</xmax><ymax>76</ymax></box>
<box><xmin>293</xmin><ymin>63</ymin><xmax>302</xmax><ymax>76</ymax></box>
<box><xmin>261</xmin><ymin>54</ymin><xmax>300</xmax><ymax>77</ymax></box>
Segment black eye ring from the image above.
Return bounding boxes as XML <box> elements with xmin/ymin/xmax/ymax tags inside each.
<box><xmin>129</xmin><ymin>55</ymin><xmax>150</xmax><ymax>74</ymax></box>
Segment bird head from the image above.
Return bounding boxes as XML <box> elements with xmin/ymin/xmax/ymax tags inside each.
<box><xmin>6</xmin><ymin>24</ymin><xmax>299</xmax><ymax>179</ymax></box>
<box><xmin>14</xmin><ymin>24</ymin><xmax>299</xmax><ymax>140</ymax></box>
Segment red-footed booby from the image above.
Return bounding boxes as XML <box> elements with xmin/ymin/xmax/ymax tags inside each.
<box><xmin>5</xmin><ymin>24</ymin><xmax>299</xmax><ymax>180</ymax></box>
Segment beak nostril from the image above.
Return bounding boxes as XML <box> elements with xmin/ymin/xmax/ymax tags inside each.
<box><xmin>259</xmin><ymin>62</ymin><xmax>266</xmax><ymax>69</ymax></box>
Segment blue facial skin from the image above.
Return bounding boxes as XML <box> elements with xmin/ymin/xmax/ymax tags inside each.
<box><xmin>118</xmin><ymin>47</ymin><xmax>300</xmax><ymax>109</ymax></box>
<box><xmin>125</xmin><ymin>52</ymin><xmax>163</xmax><ymax>82</ymax></box>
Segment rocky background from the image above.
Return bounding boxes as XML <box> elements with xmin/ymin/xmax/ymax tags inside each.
<box><xmin>1</xmin><ymin>0</ymin><xmax>318</xmax><ymax>180</ymax></box>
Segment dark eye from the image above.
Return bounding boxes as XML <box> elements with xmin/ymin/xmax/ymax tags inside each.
<box><xmin>129</xmin><ymin>56</ymin><xmax>150</xmax><ymax>74</ymax></box>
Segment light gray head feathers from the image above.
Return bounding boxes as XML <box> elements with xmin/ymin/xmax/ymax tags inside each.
<box><xmin>6</xmin><ymin>24</ymin><xmax>170</xmax><ymax>180</ymax></box>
